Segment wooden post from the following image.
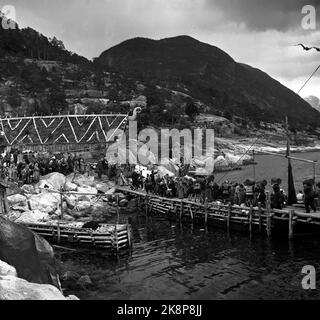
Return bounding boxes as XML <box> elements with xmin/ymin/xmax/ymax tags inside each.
<box><xmin>127</xmin><ymin>221</ymin><xmax>132</xmax><ymax>249</ymax></box>
<box><xmin>258</xmin><ymin>202</ymin><xmax>262</xmax><ymax>233</ymax></box>
<box><xmin>60</xmin><ymin>188</ymin><xmax>64</xmax><ymax>219</ymax></box>
<box><xmin>180</xmin><ymin>200</ymin><xmax>184</xmax><ymax>222</ymax></box>
<box><xmin>145</xmin><ymin>195</ymin><xmax>149</xmax><ymax>216</ymax></box>
<box><xmin>289</xmin><ymin>210</ymin><xmax>294</xmax><ymax>239</ymax></box>
<box><xmin>115</xmin><ymin>224</ymin><xmax>119</xmax><ymax>252</ymax></box>
<box><xmin>227</xmin><ymin>203</ymin><xmax>231</xmax><ymax>230</ymax></box>
<box><xmin>266</xmin><ymin>192</ymin><xmax>272</xmax><ymax>238</ymax></box>
<box><xmin>57</xmin><ymin>188</ymin><xmax>64</xmax><ymax>245</ymax></box>
<box><xmin>204</xmin><ymin>200</ymin><xmax>208</xmax><ymax>225</ymax></box>
<box><xmin>189</xmin><ymin>205</ymin><xmax>194</xmax><ymax>222</ymax></box>
<box><xmin>249</xmin><ymin>205</ymin><xmax>253</xmax><ymax>236</ymax></box>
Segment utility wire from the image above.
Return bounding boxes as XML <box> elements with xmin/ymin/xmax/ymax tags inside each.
<box><xmin>216</xmin><ymin>62</ymin><xmax>320</xmax><ymax>183</ymax></box>
<box><xmin>297</xmin><ymin>64</ymin><xmax>320</xmax><ymax>94</ymax></box>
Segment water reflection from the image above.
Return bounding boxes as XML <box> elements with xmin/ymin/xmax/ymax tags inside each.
<box><xmin>58</xmin><ymin>214</ymin><xmax>320</xmax><ymax>300</ymax></box>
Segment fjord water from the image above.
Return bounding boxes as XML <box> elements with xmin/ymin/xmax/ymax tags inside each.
<box><xmin>58</xmin><ymin>152</ymin><xmax>320</xmax><ymax>300</ymax></box>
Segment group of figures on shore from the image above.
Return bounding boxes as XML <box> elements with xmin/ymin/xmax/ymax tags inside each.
<box><xmin>1</xmin><ymin>150</ymin><xmax>319</xmax><ymax>214</ymax></box>
<box><xmin>129</xmin><ymin>171</ymin><xmax>320</xmax><ymax>213</ymax></box>
<box><xmin>0</xmin><ymin>150</ymin><xmax>95</xmax><ymax>185</ymax></box>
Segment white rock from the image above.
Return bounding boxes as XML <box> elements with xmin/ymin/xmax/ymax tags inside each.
<box><xmin>95</xmin><ymin>183</ymin><xmax>111</xmax><ymax>193</ymax></box>
<box><xmin>105</xmin><ymin>187</ymin><xmax>116</xmax><ymax>195</ymax></box>
<box><xmin>0</xmin><ymin>276</ymin><xmax>68</xmax><ymax>300</ymax></box>
<box><xmin>69</xmin><ymin>174</ymin><xmax>95</xmax><ymax>188</ymax></box>
<box><xmin>4</xmin><ymin>210</ymin><xmax>23</xmax><ymax>222</ymax></box>
<box><xmin>77</xmin><ymin>187</ymin><xmax>97</xmax><ymax>199</ymax></box>
<box><xmin>7</xmin><ymin>194</ymin><xmax>27</xmax><ymax>208</ymax></box>
<box><xmin>28</xmin><ymin>193</ymin><xmax>60</xmax><ymax>214</ymax></box>
<box><xmin>40</xmin><ymin>172</ymin><xmax>66</xmax><ymax>190</ymax></box>
<box><xmin>64</xmin><ymin>195</ymin><xmax>77</xmax><ymax>209</ymax></box>
<box><xmin>67</xmin><ymin>295</ymin><xmax>80</xmax><ymax>300</ymax></box>
<box><xmin>75</xmin><ymin>201</ymin><xmax>91</xmax><ymax>212</ymax></box>
<box><xmin>64</xmin><ymin>181</ymin><xmax>77</xmax><ymax>192</ymax></box>
<box><xmin>0</xmin><ymin>260</ymin><xmax>17</xmax><ymax>277</ymax></box>
<box><xmin>21</xmin><ymin>185</ymin><xmax>36</xmax><ymax>194</ymax></box>
<box><xmin>15</xmin><ymin>210</ymin><xmax>50</xmax><ymax>224</ymax></box>
<box><xmin>36</xmin><ymin>180</ymin><xmax>55</xmax><ymax>191</ymax></box>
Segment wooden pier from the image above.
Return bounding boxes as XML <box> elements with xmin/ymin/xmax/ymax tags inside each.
<box><xmin>20</xmin><ymin>221</ymin><xmax>133</xmax><ymax>252</ymax></box>
<box><xmin>118</xmin><ymin>188</ymin><xmax>320</xmax><ymax>239</ymax></box>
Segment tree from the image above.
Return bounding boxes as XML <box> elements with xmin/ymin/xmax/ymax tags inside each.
<box><xmin>223</xmin><ymin>110</ymin><xmax>233</xmax><ymax>121</ymax></box>
<box><xmin>7</xmin><ymin>87</ymin><xmax>21</xmax><ymax>110</ymax></box>
<box><xmin>50</xmin><ymin>36</ymin><xmax>65</xmax><ymax>51</ymax></box>
<box><xmin>185</xmin><ymin>100</ymin><xmax>198</xmax><ymax>120</ymax></box>
<box><xmin>47</xmin><ymin>86</ymin><xmax>68</xmax><ymax>114</ymax></box>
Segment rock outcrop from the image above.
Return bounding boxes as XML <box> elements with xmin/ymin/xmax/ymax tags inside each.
<box><xmin>5</xmin><ymin>173</ymin><xmax>117</xmax><ymax>225</ymax></box>
<box><xmin>0</xmin><ymin>261</ymin><xmax>78</xmax><ymax>300</ymax></box>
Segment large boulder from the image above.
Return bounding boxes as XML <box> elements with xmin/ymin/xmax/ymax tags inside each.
<box><xmin>95</xmin><ymin>182</ymin><xmax>112</xmax><ymax>194</ymax></box>
<box><xmin>64</xmin><ymin>181</ymin><xmax>77</xmax><ymax>191</ymax></box>
<box><xmin>21</xmin><ymin>185</ymin><xmax>37</xmax><ymax>195</ymax></box>
<box><xmin>28</xmin><ymin>192</ymin><xmax>60</xmax><ymax>214</ymax></box>
<box><xmin>68</xmin><ymin>174</ymin><xmax>95</xmax><ymax>188</ymax></box>
<box><xmin>15</xmin><ymin>210</ymin><xmax>50</xmax><ymax>224</ymax></box>
<box><xmin>76</xmin><ymin>275</ymin><xmax>92</xmax><ymax>288</ymax></box>
<box><xmin>0</xmin><ymin>276</ymin><xmax>67</xmax><ymax>300</ymax></box>
<box><xmin>0</xmin><ymin>217</ymin><xmax>59</xmax><ymax>286</ymax></box>
<box><xmin>7</xmin><ymin>194</ymin><xmax>28</xmax><ymax>208</ymax></box>
<box><xmin>39</xmin><ymin>172</ymin><xmax>66</xmax><ymax>190</ymax></box>
<box><xmin>64</xmin><ymin>195</ymin><xmax>77</xmax><ymax>209</ymax></box>
<box><xmin>5</xmin><ymin>210</ymin><xmax>23</xmax><ymax>222</ymax></box>
<box><xmin>75</xmin><ymin>201</ymin><xmax>91</xmax><ymax>212</ymax></box>
<box><xmin>0</xmin><ymin>260</ymin><xmax>17</xmax><ymax>277</ymax></box>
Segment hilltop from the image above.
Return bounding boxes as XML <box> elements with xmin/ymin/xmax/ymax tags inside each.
<box><xmin>95</xmin><ymin>36</ymin><xmax>320</xmax><ymax>131</ymax></box>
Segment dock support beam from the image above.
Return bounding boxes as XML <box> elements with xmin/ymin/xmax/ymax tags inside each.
<box><xmin>227</xmin><ymin>203</ymin><xmax>231</xmax><ymax>231</ymax></box>
<box><xmin>180</xmin><ymin>200</ymin><xmax>184</xmax><ymax>222</ymax></box>
<box><xmin>204</xmin><ymin>200</ymin><xmax>208</xmax><ymax>225</ymax></box>
<box><xmin>289</xmin><ymin>210</ymin><xmax>294</xmax><ymax>239</ymax></box>
<box><xmin>258</xmin><ymin>202</ymin><xmax>262</xmax><ymax>233</ymax></box>
<box><xmin>249</xmin><ymin>205</ymin><xmax>253</xmax><ymax>236</ymax></box>
<box><xmin>266</xmin><ymin>193</ymin><xmax>272</xmax><ymax>238</ymax></box>
<box><xmin>145</xmin><ymin>195</ymin><xmax>149</xmax><ymax>216</ymax></box>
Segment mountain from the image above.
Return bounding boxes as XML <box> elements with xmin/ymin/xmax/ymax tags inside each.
<box><xmin>95</xmin><ymin>35</ymin><xmax>320</xmax><ymax>128</ymax></box>
<box><xmin>0</xmin><ymin>15</ymin><xmax>89</xmax><ymax>65</ymax></box>
<box><xmin>304</xmin><ymin>96</ymin><xmax>320</xmax><ymax>112</ymax></box>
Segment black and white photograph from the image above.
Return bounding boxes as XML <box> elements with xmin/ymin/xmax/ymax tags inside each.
<box><xmin>0</xmin><ymin>0</ymin><xmax>320</xmax><ymax>309</ymax></box>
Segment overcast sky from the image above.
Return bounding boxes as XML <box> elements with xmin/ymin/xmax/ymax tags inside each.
<box><xmin>5</xmin><ymin>0</ymin><xmax>320</xmax><ymax>97</ymax></box>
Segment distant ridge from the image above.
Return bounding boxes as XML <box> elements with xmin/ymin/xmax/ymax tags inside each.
<box><xmin>95</xmin><ymin>35</ymin><xmax>320</xmax><ymax>127</ymax></box>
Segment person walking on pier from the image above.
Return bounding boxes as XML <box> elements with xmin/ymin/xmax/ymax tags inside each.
<box><xmin>303</xmin><ymin>180</ymin><xmax>317</xmax><ymax>213</ymax></box>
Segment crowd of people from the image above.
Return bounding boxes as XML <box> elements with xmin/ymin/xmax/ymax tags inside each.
<box><xmin>128</xmin><ymin>169</ymin><xmax>320</xmax><ymax>213</ymax></box>
<box><xmin>1</xmin><ymin>150</ymin><xmax>319</xmax><ymax>213</ymax></box>
<box><xmin>0</xmin><ymin>150</ymin><xmax>94</xmax><ymax>185</ymax></box>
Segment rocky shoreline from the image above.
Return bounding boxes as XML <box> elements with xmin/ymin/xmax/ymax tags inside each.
<box><xmin>0</xmin><ymin>259</ymin><xmax>78</xmax><ymax>300</ymax></box>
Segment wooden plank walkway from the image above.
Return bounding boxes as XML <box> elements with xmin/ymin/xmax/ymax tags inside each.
<box><xmin>117</xmin><ymin>187</ymin><xmax>320</xmax><ymax>239</ymax></box>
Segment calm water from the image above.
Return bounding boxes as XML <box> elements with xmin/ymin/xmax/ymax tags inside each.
<box><xmin>58</xmin><ymin>153</ymin><xmax>320</xmax><ymax>300</ymax></box>
<box><xmin>215</xmin><ymin>152</ymin><xmax>320</xmax><ymax>191</ymax></box>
